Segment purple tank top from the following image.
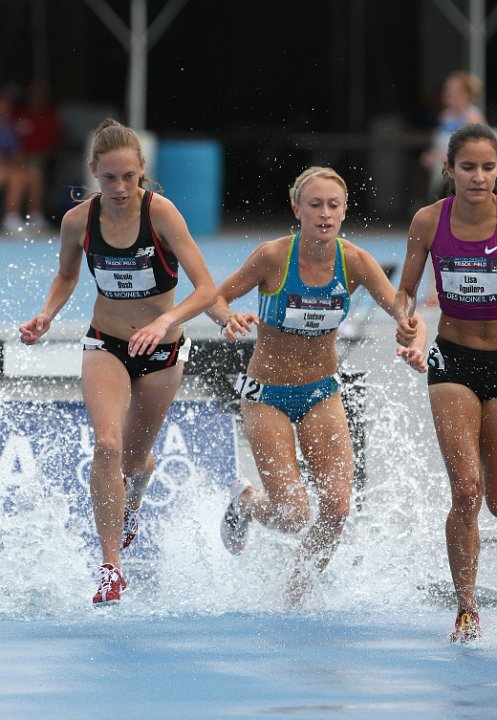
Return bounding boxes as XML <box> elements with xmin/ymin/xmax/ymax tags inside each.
<box><xmin>430</xmin><ymin>195</ymin><xmax>497</xmax><ymax>320</ymax></box>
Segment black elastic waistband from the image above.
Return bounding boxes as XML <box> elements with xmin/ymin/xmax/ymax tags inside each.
<box><xmin>435</xmin><ymin>335</ymin><xmax>497</xmax><ymax>361</ymax></box>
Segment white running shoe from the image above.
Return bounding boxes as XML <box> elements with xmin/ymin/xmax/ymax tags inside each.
<box><xmin>122</xmin><ymin>475</ymin><xmax>140</xmax><ymax>549</ymax></box>
<box><xmin>122</xmin><ymin>505</ymin><xmax>140</xmax><ymax>549</ymax></box>
<box><xmin>220</xmin><ymin>477</ymin><xmax>253</xmax><ymax>555</ymax></box>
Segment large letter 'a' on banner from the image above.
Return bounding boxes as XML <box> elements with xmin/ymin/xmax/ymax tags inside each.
<box><xmin>0</xmin><ymin>400</ymin><xmax>237</xmax><ymax>560</ymax></box>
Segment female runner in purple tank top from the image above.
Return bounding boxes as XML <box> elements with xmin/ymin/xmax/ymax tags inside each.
<box><xmin>395</xmin><ymin>123</ymin><xmax>497</xmax><ymax>643</ymax></box>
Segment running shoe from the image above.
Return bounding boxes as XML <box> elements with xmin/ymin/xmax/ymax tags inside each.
<box><xmin>92</xmin><ymin>563</ymin><xmax>127</xmax><ymax>606</ymax></box>
<box><xmin>450</xmin><ymin>609</ymin><xmax>482</xmax><ymax>643</ymax></box>
<box><xmin>220</xmin><ymin>477</ymin><xmax>253</xmax><ymax>555</ymax></box>
<box><xmin>122</xmin><ymin>505</ymin><xmax>140</xmax><ymax>549</ymax></box>
<box><xmin>122</xmin><ymin>475</ymin><xmax>140</xmax><ymax>549</ymax></box>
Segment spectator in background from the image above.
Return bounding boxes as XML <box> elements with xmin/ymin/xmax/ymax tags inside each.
<box><xmin>420</xmin><ymin>71</ymin><xmax>487</xmax><ymax>202</ymax></box>
<box><xmin>14</xmin><ymin>76</ymin><xmax>62</xmax><ymax>231</ymax></box>
<box><xmin>0</xmin><ymin>90</ymin><xmax>31</xmax><ymax>233</ymax></box>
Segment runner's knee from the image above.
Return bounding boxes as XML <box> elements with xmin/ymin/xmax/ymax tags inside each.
<box><xmin>275</xmin><ymin>488</ymin><xmax>310</xmax><ymax>533</ymax></box>
<box><xmin>451</xmin><ymin>478</ymin><xmax>482</xmax><ymax>517</ymax></box>
<box><xmin>93</xmin><ymin>433</ymin><xmax>123</xmax><ymax>464</ymax></box>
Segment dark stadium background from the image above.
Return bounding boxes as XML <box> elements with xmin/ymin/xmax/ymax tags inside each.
<box><xmin>2</xmin><ymin>0</ymin><xmax>496</xmax><ymax>223</ymax></box>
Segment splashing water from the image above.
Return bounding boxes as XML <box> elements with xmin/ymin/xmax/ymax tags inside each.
<box><xmin>3</xmin><ymin>359</ymin><xmax>494</xmax><ymax>623</ymax></box>
<box><xmin>2</xmin><ymin>227</ymin><xmax>497</xmax><ymax>622</ymax></box>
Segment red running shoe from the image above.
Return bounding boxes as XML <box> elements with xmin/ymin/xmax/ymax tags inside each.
<box><xmin>92</xmin><ymin>564</ymin><xmax>127</xmax><ymax>606</ymax></box>
<box><xmin>450</xmin><ymin>609</ymin><xmax>481</xmax><ymax>643</ymax></box>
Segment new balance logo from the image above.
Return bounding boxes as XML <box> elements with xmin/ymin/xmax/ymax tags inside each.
<box><xmin>135</xmin><ymin>247</ymin><xmax>155</xmax><ymax>258</ymax></box>
<box><xmin>150</xmin><ymin>350</ymin><xmax>171</xmax><ymax>361</ymax></box>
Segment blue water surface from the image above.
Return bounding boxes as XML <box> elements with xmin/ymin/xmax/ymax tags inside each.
<box><xmin>3</xmin><ymin>610</ymin><xmax>497</xmax><ymax>720</ymax></box>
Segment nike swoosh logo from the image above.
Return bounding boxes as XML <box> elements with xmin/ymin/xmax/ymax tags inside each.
<box><xmin>485</xmin><ymin>245</ymin><xmax>497</xmax><ymax>254</ymax></box>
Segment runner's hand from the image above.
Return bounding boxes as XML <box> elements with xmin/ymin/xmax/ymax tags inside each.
<box><xmin>396</xmin><ymin>346</ymin><xmax>427</xmax><ymax>373</ymax></box>
<box><xmin>19</xmin><ymin>314</ymin><xmax>51</xmax><ymax>345</ymax></box>
<box><xmin>222</xmin><ymin>313</ymin><xmax>259</xmax><ymax>341</ymax></box>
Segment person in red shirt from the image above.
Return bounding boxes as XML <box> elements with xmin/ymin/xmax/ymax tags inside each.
<box><xmin>14</xmin><ymin>76</ymin><xmax>62</xmax><ymax>231</ymax></box>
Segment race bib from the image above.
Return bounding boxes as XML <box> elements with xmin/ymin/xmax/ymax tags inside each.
<box><xmin>439</xmin><ymin>256</ymin><xmax>497</xmax><ymax>305</ymax></box>
<box><xmin>234</xmin><ymin>372</ymin><xmax>264</xmax><ymax>401</ymax></box>
<box><xmin>178</xmin><ymin>337</ymin><xmax>191</xmax><ymax>363</ymax></box>
<box><xmin>282</xmin><ymin>307</ymin><xmax>342</xmax><ymax>332</ymax></box>
<box><xmin>94</xmin><ymin>253</ymin><xmax>157</xmax><ymax>298</ymax></box>
<box><xmin>81</xmin><ymin>335</ymin><xmax>105</xmax><ymax>350</ymax></box>
<box><xmin>427</xmin><ymin>342</ymin><xmax>445</xmax><ymax>371</ymax></box>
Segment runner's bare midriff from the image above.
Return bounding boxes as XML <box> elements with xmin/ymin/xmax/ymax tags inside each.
<box><xmin>91</xmin><ymin>292</ymin><xmax>182</xmax><ymax>343</ymax></box>
<box><xmin>438</xmin><ymin>314</ymin><xmax>497</xmax><ymax>350</ymax></box>
<box><xmin>247</xmin><ymin>322</ymin><xmax>339</xmax><ymax>385</ymax></box>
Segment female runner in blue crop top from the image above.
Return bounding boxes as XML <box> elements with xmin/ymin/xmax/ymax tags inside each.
<box><xmin>208</xmin><ymin>165</ymin><xmax>427</xmax><ymax>604</ymax></box>
<box><xmin>20</xmin><ymin>118</ymin><xmax>217</xmax><ymax>606</ymax></box>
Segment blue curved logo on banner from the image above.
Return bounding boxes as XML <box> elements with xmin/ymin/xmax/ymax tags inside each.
<box><xmin>0</xmin><ymin>400</ymin><xmax>237</xmax><ymax>559</ymax></box>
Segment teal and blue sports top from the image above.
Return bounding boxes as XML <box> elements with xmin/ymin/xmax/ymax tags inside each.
<box><xmin>258</xmin><ymin>232</ymin><xmax>350</xmax><ymax>336</ymax></box>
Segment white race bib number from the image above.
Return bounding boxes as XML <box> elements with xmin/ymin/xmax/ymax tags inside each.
<box><xmin>234</xmin><ymin>372</ymin><xmax>264</xmax><ymax>401</ymax></box>
<box><xmin>282</xmin><ymin>307</ymin><xmax>342</xmax><ymax>332</ymax></box>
